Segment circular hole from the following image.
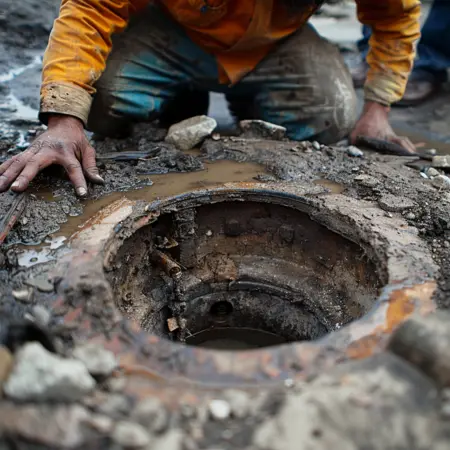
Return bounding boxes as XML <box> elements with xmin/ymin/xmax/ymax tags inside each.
<box><xmin>109</xmin><ymin>195</ymin><xmax>383</xmax><ymax>351</ymax></box>
<box><xmin>210</xmin><ymin>300</ymin><xmax>233</xmax><ymax>317</ymax></box>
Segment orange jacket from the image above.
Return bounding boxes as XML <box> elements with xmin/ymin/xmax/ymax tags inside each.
<box><xmin>40</xmin><ymin>0</ymin><xmax>421</xmax><ymax>126</ymax></box>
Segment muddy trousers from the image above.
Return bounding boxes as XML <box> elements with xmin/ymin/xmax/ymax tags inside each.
<box><xmin>88</xmin><ymin>6</ymin><xmax>357</xmax><ymax>144</ymax></box>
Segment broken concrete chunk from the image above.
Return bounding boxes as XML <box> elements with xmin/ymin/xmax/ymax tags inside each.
<box><xmin>165</xmin><ymin>115</ymin><xmax>217</xmax><ymax>151</ymax></box>
<box><xmin>432</xmin><ymin>175</ymin><xmax>450</xmax><ymax>190</ymax></box>
<box><xmin>431</xmin><ymin>155</ymin><xmax>450</xmax><ymax>169</ymax></box>
<box><xmin>425</xmin><ymin>167</ymin><xmax>440</xmax><ymax>178</ymax></box>
<box><xmin>73</xmin><ymin>343</ymin><xmax>117</xmax><ymax>377</ymax></box>
<box><xmin>239</xmin><ymin>120</ymin><xmax>286</xmax><ymax>140</ymax></box>
<box><xmin>4</xmin><ymin>342</ymin><xmax>95</xmax><ymax>401</ymax></box>
<box><xmin>378</xmin><ymin>194</ymin><xmax>415</xmax><ymax>213</ymax></box>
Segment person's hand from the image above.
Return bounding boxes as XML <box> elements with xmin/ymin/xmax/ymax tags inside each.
<box><xmin>0</xmin><ymin>115</ymin><xmax>104</xmax><ymax>197</ymax></box>
<box><xmin>350</xmin><ymin>101</ymin><xmax>416</xmax><ymax>153</ymax></box>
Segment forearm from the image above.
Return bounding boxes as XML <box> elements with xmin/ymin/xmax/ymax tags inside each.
<box><xmin>356</xmin><ymin>0</ymin><xmax>421</xmax><ymax>105</ymax></box>
<box><xmin>40</xmin><ymin>0</ymin><xmax>149</xmax><ymax>125</ymax></box>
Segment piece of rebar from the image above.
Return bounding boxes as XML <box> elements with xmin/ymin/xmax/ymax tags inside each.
<box><xmin>151</xmin><ymin>250</ymin><xmax>182</xmax><ymax>279</ymax></box>
<box><xmin>0</xmin><ymin>192</ymin><xmax>27</xmax><ymax>246</ymax></box>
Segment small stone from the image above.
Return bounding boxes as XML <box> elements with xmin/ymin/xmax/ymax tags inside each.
<box><xmin>152</xmin><ymin>430</ymin><xmax>183</xmax><ymax>450</ymax></box>
<box><xmin>346</xmin><ymin>146</ymin><xmax>364</xmax><ymax>157</ymax></box>
<box><xmin>351</xmin><ymin>167</ymin><xmax>360</xmax><ymax>172</ymax></box>
<box><xmin>312</xmin><ymin>141</ymin><xmax>321</xmax><ymax>151</ymax></box>
<box><xmin>165</xmin><ymin>115</ymin><xmax>217</xmax><ymax>151</ymax></box>
<box><xmin>405</xmin><ymin>212</ymin><xmax>416</xmax><ymax>220</ymax></box>
<box><xmin>133</xmin><ymin>398</ymin><xmax>169</xmax><ymax>434</ymax></box>
<box><xmin>354</xmin><ymin>174</ymin><xmax>379</xmax><ymax>188</ymax></box>
<box><xmin>424</xmin><ymin>148</ymin><xmax>437</xmax><ymax>156</ymax></box>
<box><xmin>304</xmin><ymin>148</ymin><xmax>313</xmax><ymax>154</ymax></box>
<box><xmin>432</xmin><ymin>175</ymin><xmax>450</xmax><ymax>190</ymax></box>
<box><xmin>431</xmin><ymin>155</ymin><xmax>450</xmax><ymax>169</ymax></box>
<box><xmin>378</xmin><ymin>194</ymin><xmax>415</xmax><ymax>213</ymax></box>
<box><xmin>239</xmin><ymin>119</ymin><xmax>286</xmax><ymax>140</ymax></box>
<box><xmin>0</xmin><ymin>346</ymin><xmax>13</xmax><ymax>386</ymax></box>
<box><xmin>24</xmin><ymin>275</ymin><xmax>54</xmax><ymax>293</ymax></box>
<box><xmin>73</xmin><ymin>343</ymin><xmax>117</xmax><ymax>377</ymax></box>
<box><xmin>4</xmin><ymin>342</ymin><xmax>95</xmax><ymax>402</ymax></box>
<box><xmin>209</xmin><ymin>399</ymin><xmax>231</xmax><ymax>420</ymax></box>
<box><xmin>97</xmin><ymin>393</ymin><xmax>131</xmax><ymax>417</ymax></box>
<box><xmin>290</xmin><ymin>146</ymin><xmax>299</xmax><ymax>153</ymax></box>
<box><xmin>212</xmin><ymin>132</ymin><xmax>221</xmax><ymax>141</ymax></box>
<box><xmin>21</xmin><ymin>217</ymin><xmax>28</xmax><ymax>225</ymax></box>
<box><xmin>84</xmin><ymin>414</ymin><xmax>114</xmax><ymax>434</ymax></box>
<box><xmin>112</xmin><ymin>421</ymin><xmax>152</xmax><ymax>448</ymax></box>
<box><xmin>420</xmin><ymin>172</ymin><xmax>429</xmax><ymax>179</ymax></box>
<box><xmin>444</xmin><ymin>241</ymin><xmax>450</xmax><ymax>248</ymax></box>
<box><xmin>105</xmin><ymin>376</ymin><xmax>127</xmax><ymax>392</ymax></box>
<box><xmin>224</xmin><ymin>390</ymin><xmax>251</xmax><ymax>419</ymax></box>
<box><xmin>31</xmin><ymin>305</ymin><xmax>51</xmax><ymax>327</ymax></box>
<box><xmin>12</xmin><ymin>288</ymin><xmax>33</xmax><ymax>303</ymax></box>
<box><xmin>441</xmin><ymin>402</ymin><xmax>450</xmax><ymax>418</ymax></box>
<box><xmin>206</xmin><ymin>230</ymin><xmax>213</xmax><ymax>237</ymax></box>
<box><xmin>426</xmin><ymin>167</ymin><xmax>440</xmax><ymax>178</ymax></box>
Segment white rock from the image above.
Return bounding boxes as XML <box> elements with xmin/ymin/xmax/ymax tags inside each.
<box><xmin>31</xmin><ymin>305</ymin><xmax>51</xmax><ymax>327</ymax></box>
<box><xmin>73</xmin><ymin>343</ymin><xmax>117</xmax><ymax>377</ymax></box>
<box><xmin>431</xmin><ymin>155</ymin><xmax>450</xmax><ymax>169</ymax></box>
<box><xmin>432</xmin><ymin>175</ymin><xmax>450</xmax><ymax>190</ymax></box>
<box><xmin>426</xmin><ymin>167</ymin><xmax>440</xmax><ymax>178</ymax></box>
<box><xmin>165</xmin><ymin>115</ymin><xmax>217</xmax><ymax>151</ymax></box>
<box><xmin>112</xmin><ymin>421</ymin><xmax>152</xmax><ymax>448</ymax></box>
<box><xmin>347</xmin><ymin>146</ymin><xmax>364</xmax><ymax>157</ymax></box>
<box><xmin>239</xmin><ymin>120</ymin><xmax>286</xmax><ymax>140</ymax></box>
<box><xmin>4</xmin><ymin>342</ymin><xmax>95</xmax><ymax>402</ymax></box>
<box><xmin>209</xmin><ymin>399</ymin><xmax>231</xmax><ymax>420</ymax></box>
<box><xmin>312</xmin><ymin>141</ymin><xmax>321</xmax><ymax>151</ymax></box>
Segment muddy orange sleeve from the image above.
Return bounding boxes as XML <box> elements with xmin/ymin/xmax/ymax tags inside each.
<box><xmin>356</xmin><ymin>0</ymin><xmax>421</xmax><ymax>106</ymax></box>
<box><xmin>40</xmin><ymin>0</ymin><xmax>150</xmax><ymax>125</ymax></box>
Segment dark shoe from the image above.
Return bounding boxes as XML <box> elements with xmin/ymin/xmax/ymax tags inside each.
<box><xmin>394</xmin><ymin>71</ymin><xmax>442</xmax><ymax>107</ymax></box>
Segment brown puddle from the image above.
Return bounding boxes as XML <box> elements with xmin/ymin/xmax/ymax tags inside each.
<box><xmin>28</xmin><ymin>160</ymin><xmax>266</xmax><ymax>253</ymax></box>
<box><xmin>313</xmin><ymin>179</ymin><xmax>345</xmax><ymax>194</ymax></box>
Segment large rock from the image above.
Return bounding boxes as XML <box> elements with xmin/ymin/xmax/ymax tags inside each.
<box><xmin>4</xmin><ymin>342</ymin><xmax>95</xmax><ymax>401</ymax></box>
<box><xmin>239</xmin><ymin>119</ymin><xmax>286</xmax><ymax>140</ymax></box>
<box><xmin>165</xmin><ymin>115</ymin><xmax>217</xmax><ymax>151</ymax></box>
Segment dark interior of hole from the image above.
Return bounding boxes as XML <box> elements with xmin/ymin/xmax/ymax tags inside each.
<box><xmin>108</xmin><ymin>199</ymin><xmax>383</xmax><ymax>350</ymax></box>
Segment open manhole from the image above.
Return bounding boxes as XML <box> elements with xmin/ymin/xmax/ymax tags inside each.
<box><xmin>108</xmin><ymin>190</ymin><xmax>382</xmax><ymax>351</ymax></box>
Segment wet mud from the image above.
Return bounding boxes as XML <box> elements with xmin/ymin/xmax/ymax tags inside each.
<box><xmin>0</xmin><ymin>1</ymin><xmax>450</xmax><ymax>449</ymax></box>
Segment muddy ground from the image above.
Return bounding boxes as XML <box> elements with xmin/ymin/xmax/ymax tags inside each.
<box><xmin>1</xmin><ymin>1</ymin><xmax>450</xmax><ymax>449</ymax></box>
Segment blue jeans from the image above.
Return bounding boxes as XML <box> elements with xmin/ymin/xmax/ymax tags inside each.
<box><xmin>358</xmin><ymin>0</ymin><xmax>450</xmax><ymax>82</ymax></box>
<box><xmin>88</xmin><ymin>5</ymin><xmax>357</xmax><ymax>144</ymax></box>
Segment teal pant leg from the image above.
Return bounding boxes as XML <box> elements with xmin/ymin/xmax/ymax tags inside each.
<box><xmin>88</xmin><ymin>5</ymin><xmax>217</xmax><ymax>135</ymax></box>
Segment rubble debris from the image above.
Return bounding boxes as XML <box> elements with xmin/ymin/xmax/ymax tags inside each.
<box><xmin>426</xmin><ymin>167</ymin><xmax>440</xmax><ymax>178</ymax></box>
<box><xmin>165</xmin><ymin>115</ymin><xmax>217</xmax><ymax>151</ymax></box>
<box><xmin>354</xmin><ymin>174</ymin><xmax>379</xmax><ymax>188</ymax></box>
<box><xmin>239</xmin><ymin>119</ymin><xmax>286</xmax><ymax>141</ymax></box>
<box><xmin>12</xmin><ymin>287</ymin><xmax>33</xmax><ymax>303</ymax></box>
<box><xmin>431</xmin><ymin>155</ymin><xmax>450</xmax><ymax>170</ymax></box>
<box><xmin>4</xmin><ymin>342</ymin><xmax>95</xmax><ymax>401</ymax></box>
<box><xmin>0</xmin><ymin>403</ymin><xmax>91</xmax><ymax>449</ymax></box>
<box><xmin>224</xmin><ymin>390</ymin><xmax>251</xmax><ymax>419</ymax></box>
<box><xmin>151</xmin><ymin>249</ymin><xmax>182</xmax><ymax>279</ymax></box>
<box><xmin>346</xmin><ymin>146</ymin><xmax>364</xmax><ymax>157</ymax></box>
<box><xmin>378</xmin><ymin>194</ymin><xmax>415</xmax><ymax>213</ymax></box>
<box><xmin>132</xmin><ymin>398</ymin><xmax>170</xmax><ymax>434</ymax></box>
<box><xmin>431</xmin><ymin>175</ymin><xmax>450</xmax><ymax>190</ymax></box>
<box><xmin>24</xmin><ymin>274</ymin><xmax>54</xmax><ymax>293</ymax></box>
<box><xmin>209</xmin><ymin>399</ymin><xmax>231</xmax><ymax>420</ymax></box>
<box><xmin>112</xmin><ymin>421</ymin><xmax>152</xmax><ymax>448</ymax></box>
<box><xmin>312</xmin><ymin>141</ymin><xmax>321</xmax><ymax>151</ymax></box>
<box><xmin>31</xmin><ymin>305</ymin><xmax>51</xmax><ymax>327</ymax></box>
<box><xmin>72</xmin><ymin>343</ymin><xmax>117</xmax><ymax>378</ymax></box>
